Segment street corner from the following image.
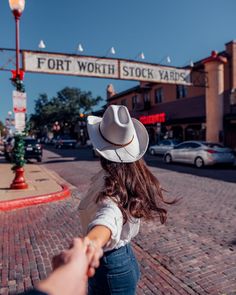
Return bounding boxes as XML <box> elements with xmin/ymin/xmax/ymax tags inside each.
<box><xmin>0</xmin><ymin>163</ymin><xmax>71</xmax><ymax>211</ymax></box>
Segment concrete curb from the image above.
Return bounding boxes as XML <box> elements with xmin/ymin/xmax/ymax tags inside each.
<box><xmin>0</xmin><ymin>184</ymin><xmax>71</xmax><ymax>211</ymax></box>
<box><xmin>0</xmin><ymin>165</ymin><xmax>74</xmax><ymax>212</ymax></box>
<box><xmin>40</xmin><ymin>165</ymin><xmax>78</xmax><ymax>191</ymax></box>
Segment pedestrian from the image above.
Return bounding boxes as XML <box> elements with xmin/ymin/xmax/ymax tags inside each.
<box><xmin>78</xmin><ymin>105</ymin><xmax>172</xmax><ymax>295</ymax></box>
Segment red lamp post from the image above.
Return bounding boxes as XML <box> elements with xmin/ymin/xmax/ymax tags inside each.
<box><xmin>9</xmin><ymin>0</ymin><xmax>28</xmax><ymax>190</ymax></box>
<box><xmin>9</xmin><ymin>0</ymin><xmax>25</xmax><ymax>76</ymax></box>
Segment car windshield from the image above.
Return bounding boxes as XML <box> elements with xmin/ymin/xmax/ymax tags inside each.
<box><xmin>60</xmin><ymin>135</ymin><xmax>75</xmax><ymax>140</ymax></box>
<box><xmin>172</xmin><ymin>140</ymin><xmax>181</xmax><ymax>145</ymax></box>
<box><xmin>24</xmin><ymin>139</ymin><xmax>37</xmax><ymax>145</ymax></box>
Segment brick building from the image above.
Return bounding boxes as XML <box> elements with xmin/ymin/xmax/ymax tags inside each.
<box><xmin>106</xmin><ymin>41</ymin><xmax>236</xmax><ymax>150</ymax></box>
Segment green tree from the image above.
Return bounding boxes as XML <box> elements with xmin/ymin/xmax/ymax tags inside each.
<box><xmin>30</xmin><ymin>87</ymin><xmax>102</xmax><ymax>135</ymax></box>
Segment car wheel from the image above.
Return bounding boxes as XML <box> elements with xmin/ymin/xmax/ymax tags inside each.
<box><xmin>164</xmin><ymin>154</ymin><xmax>172</xmax><ymax>163</ymax></box>
<box><xmin>150</xmin><ymin>149</ymin><xmax>155</xmax><ymax>155</ymax></box>
<box><xmin>37</xmin><ymin>157</ymin><xmax>42</xmax><ymax>163</ymax></box>
<box><xmin>195</xmin><ymin>157</ymin><xmax>204</xmax><ymax>168</ymax></box>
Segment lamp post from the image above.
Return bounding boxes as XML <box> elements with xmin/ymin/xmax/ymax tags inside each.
<box><xmin>9</xmin><ymin>0</ymin><xmax>25</xmax><ymax>77</ymax></box>
<box><xmin>9</xmin><ymin>0</ymin><xmax>28</xmax><ymax>190</ymax></box>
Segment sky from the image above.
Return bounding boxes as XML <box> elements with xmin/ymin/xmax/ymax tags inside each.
<box><xmin>0</xmin><ymin>0</ymin><xmax>236</xmax><ymax>123</ymax></box>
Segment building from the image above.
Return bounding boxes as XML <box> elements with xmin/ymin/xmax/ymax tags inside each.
<box><xmin>106</xmin><ymin>41</ymin><xmax>236</xmax><ymax>150</ymax></box>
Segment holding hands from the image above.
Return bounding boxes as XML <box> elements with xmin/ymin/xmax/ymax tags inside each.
<box><xmin>37</xmin><ymin>237</ymin><xmax>103</xmax><ymax>295</ymax></box>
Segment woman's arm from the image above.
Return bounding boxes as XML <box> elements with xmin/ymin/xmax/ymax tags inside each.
<box><xmin>86</xmin><ymin>225</ymin><xmax>112</xmax><ymax>248</ymax></box>
<box><xmin>84</xmin><ymin>225</ymin><xmax>111</xmax><ymax>277</ymax></box>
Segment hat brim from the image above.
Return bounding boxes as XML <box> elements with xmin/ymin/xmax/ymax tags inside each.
<box><xmin>87</xmin><ymin>115</ymin><xmax>149</xmax><ymax>163</ymax></box>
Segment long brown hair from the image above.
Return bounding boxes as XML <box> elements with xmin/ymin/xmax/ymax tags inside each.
<box><xmin>96</xmin><ymin>157</ymin><xmax>172</xmax><ymax>224</ymax></box>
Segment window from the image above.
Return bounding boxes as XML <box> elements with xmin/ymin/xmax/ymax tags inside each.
<box><xmin>159</xmin><ymin>140</ymin><xmax>171</xmax><ymax>146</ymax></box>
<box><xmin>121</xmin><ymin>99</ymin><xmax>127</xmax><ymax>106</ymax></box>
<box><xmin>188</xmin><ymin>142</ymin><xmax>201</xmax><ymax>149</ymax></box>
<box><xmin>176</xmin><ymin>85</ymin><xmax>187</xmax><ymax>99</ymax></box>
<box><xmin>174</xmin><ymin>143</ymin><xmax>189</xmax><ymax>149</ymax></box>
<box><xmin>144</xmin><ymin>92</ymin><xmax>149</xmax><ymax>102</ymax></box>
<box><xmin>155</xmin><ymin>88</ymin><xmax>163</xmax><ymax>103</ymax></box>
<box><xmin>132</xmin><ymin>95</ymin><xmax>138</xmax><ymax>109</ymax></box>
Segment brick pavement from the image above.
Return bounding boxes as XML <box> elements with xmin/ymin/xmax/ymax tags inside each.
<box><xmin>0</xmin><ymin>165</ymin><xmax>236</xmax><ymax>294</ymax></box>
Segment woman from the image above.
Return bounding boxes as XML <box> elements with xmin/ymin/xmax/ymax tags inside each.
<box><xmin>79</xmin><ymin>105</ymin><xmax>171</xmax><ymax>294</ymax></box>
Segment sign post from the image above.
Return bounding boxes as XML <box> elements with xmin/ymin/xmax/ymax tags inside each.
<box><xmin>11</xmin><ymin>90</ymin><xmax>28</xmax><ymax>190</ymax></box>
<box><xmin>13</xmin><ymin>90</ymin><xmax>26</xmax><ymax>132</ymax></box>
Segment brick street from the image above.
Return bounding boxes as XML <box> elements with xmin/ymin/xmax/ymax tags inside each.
<box><xmin>0</xmin><ymin>147</ymin><xmax>236</xmax><ymax>295</ymax></box>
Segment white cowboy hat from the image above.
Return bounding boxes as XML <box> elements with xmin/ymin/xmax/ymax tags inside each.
<box><xmin>87</xmin><ymin>105</ymin><xmax>149</xmax><ymax>163</ymax></box>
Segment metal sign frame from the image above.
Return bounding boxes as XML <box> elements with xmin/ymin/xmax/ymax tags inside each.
<box><xmin>22</xmin><ymin>50</ymin><xmax>192</xmax><ymax>86</ymax></box>
<box><xmin>0</xmin><ymin>47</ymin><xmax>208</xmax><ymax>87</ymax></box>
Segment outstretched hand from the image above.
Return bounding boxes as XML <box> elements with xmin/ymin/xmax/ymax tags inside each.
<box><xmin>52</xmin><ymin>237</ymin><xmax>103</xmax><ymax>277</ymax></box>
<box><xmin>38</xmin><ymin>237</ymin><xmax>103</xmax><ymax>295</ymax></box>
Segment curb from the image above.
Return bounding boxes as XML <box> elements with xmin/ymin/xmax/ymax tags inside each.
<box><xmin>0</xmin><ymin>184</ymin><xmax>71</xmax><ymax>211</ymax></box>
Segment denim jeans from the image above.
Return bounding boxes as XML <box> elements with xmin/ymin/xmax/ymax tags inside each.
<box><xmin>88</xmin><ymin>243</ymin><xmax>140</xmax><ymax>295</ymax></box>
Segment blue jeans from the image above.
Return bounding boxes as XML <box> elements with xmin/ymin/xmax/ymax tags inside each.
<box><xmin>88</xmin><ymin>243</ymin><xmax>140</xmax><ymax>295</ymax></box>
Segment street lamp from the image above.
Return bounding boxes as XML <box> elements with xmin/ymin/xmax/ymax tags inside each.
<box><xmin>9</xmin><ymin>0</ymin><xmax>28</xmax><ymax>190</ymax></box>
<box><xmin>9</xmin><ymin>0</ymin><xmax>25</xmax><ymax>77</ymax></box>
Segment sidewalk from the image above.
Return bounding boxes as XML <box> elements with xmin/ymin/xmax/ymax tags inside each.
<box><xmin>0</xmin><ymin>159</ymin><xmax>71</xmax><ymax>211</ymax></box>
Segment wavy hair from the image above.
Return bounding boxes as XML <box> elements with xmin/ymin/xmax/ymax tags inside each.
<box><xmin>96</xmin><ymin>157</ymin><xmax>172</xmax><ymax>224</ymax></box>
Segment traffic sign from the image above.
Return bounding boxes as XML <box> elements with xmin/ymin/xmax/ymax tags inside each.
<box><xmin>13</xmin><ymin>90</ymin><xmax>27</xmax><ymax>113</ymax></box>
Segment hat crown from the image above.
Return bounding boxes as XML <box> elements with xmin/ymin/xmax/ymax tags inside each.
<box><xmin>100</xmin><ymin>105</ymin><xmax>135</xmax><ymax>145</ymax></box>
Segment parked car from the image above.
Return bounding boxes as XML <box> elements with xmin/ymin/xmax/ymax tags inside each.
<box><xmin>4</xmin><ymin>137</ymin><xmax>15</xmax><ymax>161</ymax></box>
<box><xmin>54</xmin><ymin>135</ymin><xmax>77</xmax><ymax>149</ymax></box>
<box><xmin>149</xmin><ymin>139</ymin><xmax>181</xmax><ymax>155</ymax></box>
<box><xmin>24</xmin><ymin>138</ymin><xmax>43</xmax><ymax>162</ymax></box>
<box><xmin>164</xmin><ymin>141</ymin><xmax>235</xmax><ymax>168</ymax></box>
<box><xmin>4</xmin><ymin>137</ymin><xmax>43</xmax><ymax>162</ymax></box>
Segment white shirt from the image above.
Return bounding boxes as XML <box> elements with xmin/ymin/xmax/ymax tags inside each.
<box><xmin>78</xmin><ymin>170</ymin><xmax>140</xmax><ymax>252</ymax></box>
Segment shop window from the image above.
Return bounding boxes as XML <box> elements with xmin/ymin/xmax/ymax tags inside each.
<box><xmin>144</xmin><ymin>92</ymin><xmax>150</xmax><ymax>102</ymax></box>
<box><xmin>121</xmin><ymin>99</ymin><xmax>127</xmax><ymax>106</ymax></box>
<box><xmin>132</xmin><ymin>95</ymin><xmax>138</xmax><ymax>109</ymax></box>
<box><xmin>176</xmin><ymin>85</ymin><xmax>187</xmax><ymax>99</ymax></box>
<box><xmin>155</xmin><ymin>88</ymin><xmax>163</xmax><ymax>103</ymax></box>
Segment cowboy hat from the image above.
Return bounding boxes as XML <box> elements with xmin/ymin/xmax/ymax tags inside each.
<box><xmin>87</xmin><ymin>105</ymin><xmax>149</xmax><ymax>163</ymax></box>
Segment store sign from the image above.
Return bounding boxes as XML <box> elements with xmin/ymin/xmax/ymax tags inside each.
<box><xmin>23</xmin><ymin>51</ymin><xmax>192</xmax><ymax>85</ymax></box>
<box><xmin>15</xmin><ymin>113</ymin><xmax>25</xmax><ymax>132</ymax></box>
<box><xmin>13</xmin><ymin>90</ymin><xmax>27</xmax><ymax>113</ymax></box>
<box><xmin>139</xmin><ymin>113</ymin><xmax>166</xmax><ymax>125</ymax></box>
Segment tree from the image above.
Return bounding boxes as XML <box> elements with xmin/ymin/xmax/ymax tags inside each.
<box><xmin>30</xmin><ymin>87</ymin><xmax>102</xmax><ymax>136</ymax></box>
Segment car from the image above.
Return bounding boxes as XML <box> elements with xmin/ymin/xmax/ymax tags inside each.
<box><xmin>149</xmin><ymin>139</ymin><xmax>181</xmax><ymax>155</ymax></box>
<box><xmin>4</xmin><ymin>137</ymin><xmax>15</xmax><ymax>161</ymax></box>
<box><xmin>24</xmin><ymin>138</ymin><xmax>43</xmax><ymax>162</ymax></box>
<box><xmin>4</xmin><ymin>137</ymin><xmax>43</xmax><ymax>162</ymax></box>
<box><xmin>54</xmin><ymin>135</ymin><xmax>77</xmax><ymax>149</ymax></box>
<box><xmin>164</xmin><ymin>141</ymin><xmax>235</xmax><ymax>168</ymax></box>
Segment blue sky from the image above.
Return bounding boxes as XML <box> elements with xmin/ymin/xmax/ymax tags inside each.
<box><xmin>0</xmin><ymin>0</ymin><xmax>236</xmax><ymax>123</ymax></box>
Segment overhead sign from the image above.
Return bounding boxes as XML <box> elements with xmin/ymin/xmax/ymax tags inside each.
<box><xmin>15</xmin><ymin>113</ymin><xmax>25</xmax><ymax>132</ymax></box>
<box><xmin>23</xmin><ymin>51</ymin><xmax>192</xmax><ymax>85</ymax></box>
<box><xmin>120</xmin><ymin>61</ymin><xmax>191</xmax><ymax>85</ymax></box>
<box><xmin>23</xmin><ymin>51</ymin><xmax>118</xmax><ymax>79</ymax></box>
<box><xmin>13</xmin><ymin>90</ymin><xmax>27</xmax><ymax>113</ymax></box>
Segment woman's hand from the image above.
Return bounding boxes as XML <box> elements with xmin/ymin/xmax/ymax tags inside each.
<box><xmin>83</xmin><ymin>237</ymin><xmax>104</xmax><ymax>277</ymax></box>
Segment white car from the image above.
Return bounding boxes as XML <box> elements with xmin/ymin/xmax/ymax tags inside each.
<box><xmin>149</xmin><ymin>139</ymin><xmax>181</xmax><ymax>155</ymax></box>
<box><xmin>164</xmin><ymin>141</ymin><xmax>235</xmax><ymax>168</ymax></box>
